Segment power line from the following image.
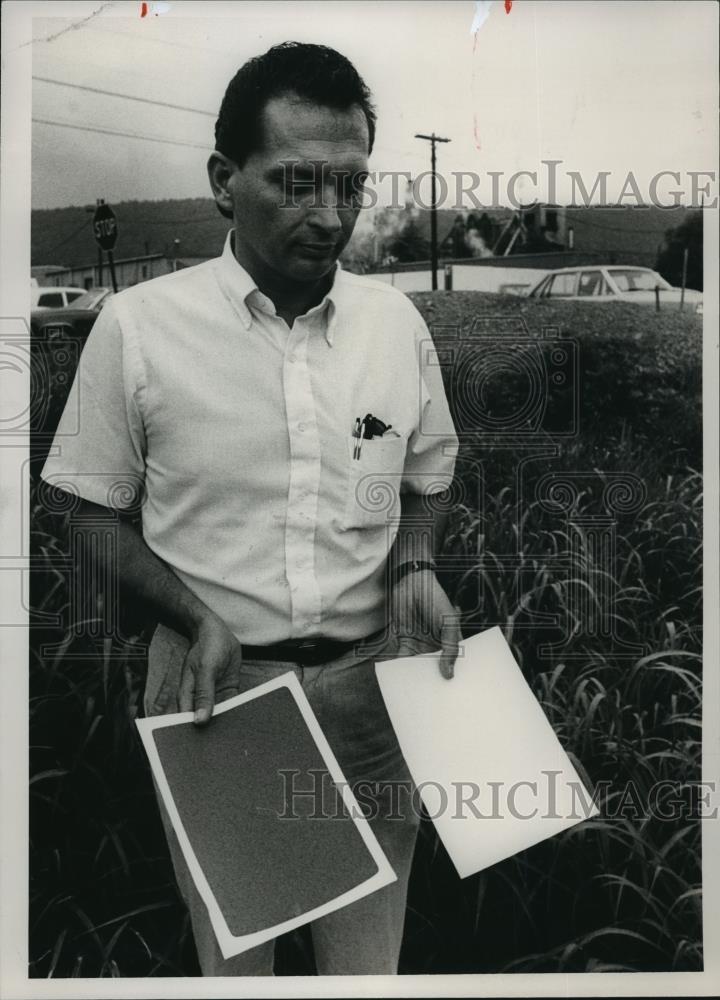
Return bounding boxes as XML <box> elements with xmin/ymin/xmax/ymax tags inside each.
<box><xmin>32</xmin><ymin>117</ymin><xmax>209</xmax><ymax>151</ymax></box>
<box><xmin>563</xmin><ymin>211</ymin><xmax>683</xmax><ymax>236</ymax></box>
<box><xmin>83</xmin><ymin>22</ymin><xmax>235</xmax><ymax>57</ymax></box>
<box><xmin>33</xmin><ymin>214</ymin><xmax>223</xmax><ymax>258</ymax></box>
<box><xmin>33</xmin><ymin>76</ymin><xmax>216</xmax><ymax>118</ymax></box>
<box><xmin>133</xmin><ymin>215</ymin><xmax>220</xmax><ymax>226</ymax></box>
<box><xmin>38</xmin><ymin>218</ymin><xmax>92</xmax><ymax>257</ymax></box>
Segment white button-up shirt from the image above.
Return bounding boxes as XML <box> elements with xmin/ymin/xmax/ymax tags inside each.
<box><xmin>42</xmin><ymin>231</ymin><xmax>458</xmax><ymax>643</ymax></box>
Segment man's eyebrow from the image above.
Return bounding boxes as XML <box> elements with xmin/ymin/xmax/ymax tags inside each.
<box><xmin>266</xmin><ymin>162</ymin><xmax>321</xmax><ymax>182</ymax></box>
<box><xmin>265</xmin><ymin>162</ymin><xmax>369</xmax><ymax>187</ymax></box>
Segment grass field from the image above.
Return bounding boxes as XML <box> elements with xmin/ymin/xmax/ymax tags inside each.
<box><xmin>29</xmin><ymin>292</ymin><xmax>703</xmax><ymax>976</ymax></box>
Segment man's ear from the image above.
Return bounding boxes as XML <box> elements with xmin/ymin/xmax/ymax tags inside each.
<box><xmin>207</xmin><ymin>152</ymin><xmax>236</xmax><ymax>220</ymax></box>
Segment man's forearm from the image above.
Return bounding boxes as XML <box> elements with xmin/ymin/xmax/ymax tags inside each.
<box><xmin>390</xmin><ymin>490</ymin><xmax>450</xmax><ymax>571</ymax></box>
<box><xmin>69</xmin><ymin>496</ymin><xmax>216</xmax><ymax>640</ymax></box>
<box><xmin>388</xmin><ymin>490</ymin><xmax>460</xmax><ymax>676</ymax></box>
<box><xmin>113</xmin><ymin>519</ymin><xmax>215</xmax><ymax>638</ymax></box>
<box><xmin>60</xmin><ymin>494</ymin><xmax>243</xmax><ymax>724</ymax></box>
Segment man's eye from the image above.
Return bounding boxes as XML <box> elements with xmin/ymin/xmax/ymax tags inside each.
<box><xmin>284</xmin><ymin>180</ymin><xmax>318</xmax><ymax>199</ymax></box>
<box><xmin>341</xmin><ymin>178</ymin><xmax>366</xmax><ymax>207</ymax></box>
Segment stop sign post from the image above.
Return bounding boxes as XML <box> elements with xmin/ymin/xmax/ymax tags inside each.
<box><xmin>93</xmin><ymin>200</ymin><xmax>119</xmax><ymax>292</ymax></box>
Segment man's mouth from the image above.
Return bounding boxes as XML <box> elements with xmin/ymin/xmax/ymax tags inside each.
<box><xmin>295</xmin><ymin>242</ymin><xmax>337</xmax><ymax>258</ymax></box>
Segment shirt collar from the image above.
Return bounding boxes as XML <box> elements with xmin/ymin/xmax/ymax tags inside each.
<box><xmin>216</xmin><ymin>229</ymin><xmax>342</xmax><ymax>347</ymax></box>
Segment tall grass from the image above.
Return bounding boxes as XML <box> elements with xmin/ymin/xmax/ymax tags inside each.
<box><xmin>404</xmin><ymin>455</ymin><xmax>702</xmax><ymax>974</ymax></box>
<box><xmin>29</xmin><ymin>297</ymin><xmax>703</xmax><ymax>976</ymax></box>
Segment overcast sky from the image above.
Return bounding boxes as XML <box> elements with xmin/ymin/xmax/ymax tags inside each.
<box><xmin>29</xmin><ymin>0</ymin><xmax>718</xmax><ymax>210</ymax></box>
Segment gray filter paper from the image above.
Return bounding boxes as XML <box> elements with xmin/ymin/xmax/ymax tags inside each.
<box><xmin>136</xmin><ymin>674</ymin><xmax>396</xmax><ymax>958</ymax></box>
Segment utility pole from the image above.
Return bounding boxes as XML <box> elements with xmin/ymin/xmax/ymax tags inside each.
<box><xmin>415</xmin><ymin>132</ymin><xmax>451</xmax><ymax>290</ymax></box>
<box><xmin>680</xmin><ymin>246</ymin><xmax>688</xmax><ymax>311</ymax></box>
<box><xmin>85</xmin><ymin>202</ymin><xmax>103</xmax><ymax>286</ymax></box>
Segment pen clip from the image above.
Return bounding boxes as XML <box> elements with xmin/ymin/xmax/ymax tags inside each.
<box><xmin>353</xmin><ymin>416</ymin><xmax>366</xmax><ymax>460</ymax></box>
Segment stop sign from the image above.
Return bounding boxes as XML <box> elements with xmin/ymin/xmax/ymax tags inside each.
<box><xmin>93</xmin><ymin>203</ymin><xmax>118</xmax><ymax>251</ymax></box>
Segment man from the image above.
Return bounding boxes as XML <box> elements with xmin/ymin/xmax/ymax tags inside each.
<box><xmin>42</xmin><ymin>41</ymin><xmax>459</xmax><ymax>976</ymax></box>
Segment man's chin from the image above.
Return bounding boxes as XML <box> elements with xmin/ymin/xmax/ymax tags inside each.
<box><xmin>283</xmin><ymin>253</ymin><xmax>339</xmax><ymax>282</ymax></box>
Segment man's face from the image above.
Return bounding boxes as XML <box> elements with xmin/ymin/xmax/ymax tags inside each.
<box><xmin>225</xmin><ymin>93</ymin><xmax>370</xmax><ymax>282</ymax></box>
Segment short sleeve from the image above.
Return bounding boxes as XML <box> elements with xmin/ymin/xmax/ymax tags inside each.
<box><xmin>402</xmin><ymin>315</ymin><xmax>459</xmax><ymax>494</ymax></box>
<box><xmin>40</xmin><ymin>298</ymin><xmax>147</xmax><ymax>511</ymax></box>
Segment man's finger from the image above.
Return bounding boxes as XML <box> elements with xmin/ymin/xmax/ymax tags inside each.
<box><xmin>216</xmin><ymin>644</ymin><xmax>243</xmax><ymax>703</ymax></box>
<box><xmin>215</xmin><ymin>655</ymin><xmax>242</xmax><ymax>703</ymax></box>
<box><xmin>178</xmin><ymin>649</ymin><xmax>198</xmax><ymax>713</ymax></box>
<box><xmin>193</xmin><ymin>660</ymin><xmax>217</xmax><ymax>726</ymax></box>
<box><xmin>438</xmin><ymin>611</ymin><xmax>461</xmax><ymax>680</ymax></box>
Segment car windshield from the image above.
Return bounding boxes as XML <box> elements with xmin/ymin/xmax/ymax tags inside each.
<box><xmin>609</xmin><ymin>269</ymin><xmax>671</xmax><ymax>292</ymax></box>
<box><xmin>71</xmin><ymin>288</ymin><xmax>112</xmax><ymax>310</ymax></box>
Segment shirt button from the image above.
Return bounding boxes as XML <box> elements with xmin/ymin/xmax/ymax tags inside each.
<box><xmin>288</xmin><ymin>354</ymin><xmax>296</xmax><ymax>364</ymax></box>
<box><xmin>297</xmin><ymin>422</ymin><xmax>306</xmax><ymax>432</ymax></box>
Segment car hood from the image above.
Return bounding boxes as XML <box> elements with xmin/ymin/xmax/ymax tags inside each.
<box><xmin>31</xmin><ymin>308</ymin><xmax>101</xmax><ymax>323</ymax></box>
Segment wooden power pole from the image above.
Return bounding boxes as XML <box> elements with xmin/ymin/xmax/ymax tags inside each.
<box><xmin>415</xmin><ymin>132</ymin><xmax>451</xmax><ymax>290</ymax></box>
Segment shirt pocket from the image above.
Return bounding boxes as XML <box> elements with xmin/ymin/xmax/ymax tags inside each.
<box><xmin>341</xmin><ymin>432</ymin><xmax>407</xmax><ymax>530</ymax></box>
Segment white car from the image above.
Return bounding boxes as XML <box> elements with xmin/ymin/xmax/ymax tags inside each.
<box><xmin>527</xmin><ymin>266</ymin><xmax>703</xmax><ymax>311</ymax></box>
<box><xmin>31</xmin><ymin>285</ymin><xmax>86</xmax><ymax>309</ymax></box>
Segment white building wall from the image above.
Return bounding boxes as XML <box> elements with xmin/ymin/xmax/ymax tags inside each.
<box><xmin>47</xmin><ymin>256</ymin><xmax>173</xmax><ymax>289</ymax></box>
<box><xmin>365</xmin><ymin>265</ymin><xmax>548</xmax><ymax>294</ymax></box>
<box><xmin>366</xmin><ymin>270</ymin><xmax>434</xmax><ymax>291</ymax></box>
<box><xmin>452</xmin><ymin>264</ymin><xmax>547</xmax><ymax>293</ymax></box>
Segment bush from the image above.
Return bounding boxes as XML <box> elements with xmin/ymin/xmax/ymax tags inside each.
<box><xmin>409</xmin><ymin>292</ymin><xmax>702</xmax><ymax>472</ymax></box>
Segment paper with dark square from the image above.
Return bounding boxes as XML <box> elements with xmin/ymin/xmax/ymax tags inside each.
<box><xmin>150</xmin><ymin>685</ymin><xmax>379</xmax><ymax>937</ymax></box>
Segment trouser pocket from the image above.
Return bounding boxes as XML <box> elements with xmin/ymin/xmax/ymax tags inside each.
<box><xmin>144</xmin><ymin>624</ymin><xmax>188</xmax><ymax>717</ymax></box>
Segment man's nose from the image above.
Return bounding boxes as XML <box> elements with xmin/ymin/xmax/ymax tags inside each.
<box><xmin>306</xmin><ymin>187</ymin><xmax>343</xmax><ymax>235</ymax></box>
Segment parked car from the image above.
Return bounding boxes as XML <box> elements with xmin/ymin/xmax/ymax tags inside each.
<box><xmin>526</xmin><ymin>266</ymin><xmax>703</xmax><ymax>311</ymax></box>
<box><xmin>31</xmin><ymin>285</ymin><xmax>86</xmax><ymax>309</ymax></box>
<box><xmin>30</xmin><ymin>287</ymin><xmax>114</xmax><ymax>341</ymax></box>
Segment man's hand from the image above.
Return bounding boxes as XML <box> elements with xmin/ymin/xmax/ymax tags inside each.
<box><xmin>178</xmin><ymin>613</ymin><xmax>243</xmax><ymax>725</ymax></box>
<box><xmin>390</xmin><ymin>569</ymin><xmax>461</xmax><ymax>679</ymax></box>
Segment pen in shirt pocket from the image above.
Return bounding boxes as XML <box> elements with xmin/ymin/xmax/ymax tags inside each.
<box><xmin>353</xmin><ymin>413</ymin><xmax>394</xmax><ymax>459</ymax></box>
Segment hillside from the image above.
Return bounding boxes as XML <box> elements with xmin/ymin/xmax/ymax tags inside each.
<box><xmin>32</xmin><ymin>198</ymin><xmax>229</xmax><ymax>267</ymax></box>
<box><xmin>32</xmin><ymin>199</ymin><xmax>695</xmax><ymax>273</ymax></box>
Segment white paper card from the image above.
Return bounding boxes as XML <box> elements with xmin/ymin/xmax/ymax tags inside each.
<box><xmin>375</xmin><ymin>627</ymin><xmax>600</xmax><ymax>878</ymax></box>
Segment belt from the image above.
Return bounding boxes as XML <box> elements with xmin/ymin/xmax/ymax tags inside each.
<box><xmin>242</xmin><ymin>634</ymin><xmax>373</xmax><ymax>667</ymax></box>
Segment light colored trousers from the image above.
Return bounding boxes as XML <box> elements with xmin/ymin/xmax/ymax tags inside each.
<box><xmin>144</xmin><ymin>625</ymin><xmax>424</xmax><ymax>976</ymax></box>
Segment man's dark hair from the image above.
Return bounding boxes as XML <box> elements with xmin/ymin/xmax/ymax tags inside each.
<box><xmin>214</xmin><ymin>41</ymin><xmax>376</xmax><ymax>166</ymax></box>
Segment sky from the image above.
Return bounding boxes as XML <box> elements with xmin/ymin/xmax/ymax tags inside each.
<box><xmin>25</xmin><ymin>0</ymin><xmax>720</xmax><ymax>210</ymax></box>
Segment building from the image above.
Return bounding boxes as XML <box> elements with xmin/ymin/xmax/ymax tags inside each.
<box><xmin>31</xmin><ymin>264</ymin><xmax>68</xmax><ymax>286</ymax></box>
<box><xmin>44</xmin><ymin>253</ymin><xmax>210</xmax><ymax>290</ymax></box>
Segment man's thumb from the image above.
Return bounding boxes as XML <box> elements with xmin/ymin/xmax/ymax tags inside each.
<box><xmin>439</xmin><ymin>607</ymin><xmax>461</xmax><ymax>680</ymax></box>
<box><xmin>193</xmin><ymin>663</ymin><xmax>216</xmax><ymax>726</ymax></box>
